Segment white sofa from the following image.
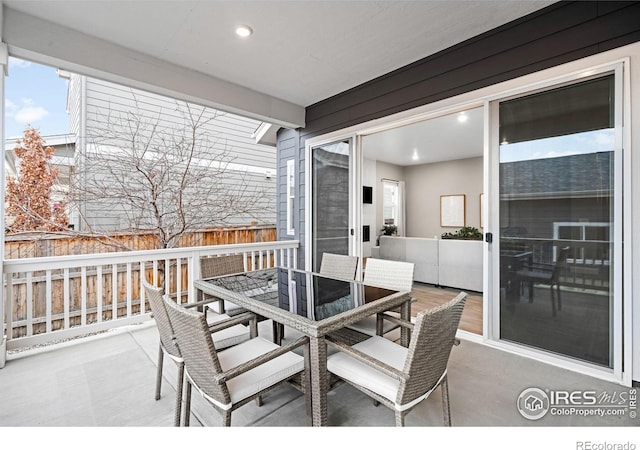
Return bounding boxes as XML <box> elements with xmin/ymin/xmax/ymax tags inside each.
<box><xmin>378</xmin><ymin>236</ymin><xmax>483</xmax><ymax>292</ymax></box>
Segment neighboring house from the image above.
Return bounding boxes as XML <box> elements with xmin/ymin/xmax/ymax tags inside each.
<box><xmin>275</xmin><ymin>3</ymin><xmax>640</xmax><ymax>386</ymax></box>
<box><xmin>4</xmin><ymin>133</ymin><xmax>76</xmax><ymax>229</ymax></box>
<box><xmin>62</xmin><ymin>72</ymin><xmax>277</xmax><ymax>232</ymax></box>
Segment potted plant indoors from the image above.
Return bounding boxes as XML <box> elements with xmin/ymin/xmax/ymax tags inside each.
<box><xmin>441</xmin><ymin>226</ymin><xmax>483</xmax><ymax>240</ymax></box>
<box><xmin>381</xmin><ymin>224</ymin><xmax>397</xmax><ymax>236</ymax></box>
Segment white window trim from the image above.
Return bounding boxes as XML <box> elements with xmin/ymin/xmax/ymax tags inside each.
<box><xmin>286</xmin><ymin>158</ymin><xmax>295</xmax><ymax>236</ymax></box>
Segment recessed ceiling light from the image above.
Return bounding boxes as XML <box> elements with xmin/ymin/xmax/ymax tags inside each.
<box><xmin>235</xmin><ymin>25</ymin><xmax>253</xmax><ymax>38</ymax></box>
<box><xmin>412</xmin><ymin>150</ymin><xmax>419</xmax><ymax>161</ymax></box>
<box><xmin>457</xmin><ymin>112</ymin><xmax>468</xmax><ymax>123</ymax></box>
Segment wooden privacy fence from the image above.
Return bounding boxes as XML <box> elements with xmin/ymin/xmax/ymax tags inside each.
<box><xmin>4</xmin><ymin>225</ymin><xmax>277</xmax><ymax>259</ymax></box>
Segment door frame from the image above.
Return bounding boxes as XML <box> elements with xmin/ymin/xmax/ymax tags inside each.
<box><xmin>485</xmin><ymin>59</ymin><xmax>631</xmax><ymax>385</ymax></box>
<box><xmin>304</xmin><ymin>135</ymin><xmax>360</xmax><ymax>273</ymax></box>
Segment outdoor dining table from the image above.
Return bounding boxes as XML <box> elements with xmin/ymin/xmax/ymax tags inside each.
<box><xmin>193</xmin><ymin>266</ymin><xmax>412</xmax><ymax>426</ymax></box>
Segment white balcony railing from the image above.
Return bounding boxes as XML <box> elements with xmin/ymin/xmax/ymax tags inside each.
<box><xmin>2</xmin><ymin>240</ymin><xmax>299</xmax><ymax>353</ymax></box>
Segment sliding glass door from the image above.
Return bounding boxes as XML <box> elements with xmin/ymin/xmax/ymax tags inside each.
<box><xmin>310</xmin><ymin>139</ymin><xmax>353</xmax><ymax>273</ymax></box>
<box><xmin>495</xmin><ymin>72</ymin><xmax>621</xmax><ymax>368</ymax></box>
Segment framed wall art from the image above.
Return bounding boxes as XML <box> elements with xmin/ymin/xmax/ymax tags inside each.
<box><xmin>440</xmin><ymin>194</ymin><xmax>466</xmax><ymax>227</ymax></box>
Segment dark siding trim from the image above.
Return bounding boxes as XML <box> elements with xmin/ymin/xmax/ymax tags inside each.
<box><xmin>303</xmin><ymin>1</ymin><xmax>640</xmax><ymax>139</ymax></box>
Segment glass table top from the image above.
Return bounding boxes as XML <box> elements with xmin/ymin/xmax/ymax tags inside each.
<box><xmin>201</xmin><ymin>267</ymin><xmax>398</xmax><ymax>321</ymax></box>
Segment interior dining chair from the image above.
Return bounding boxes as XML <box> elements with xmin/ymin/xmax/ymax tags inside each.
<box><xmin>162</xmin><ymin>292</ymin><xmax>309</xmax><ymax>427</ymax></box>
<box><xmin>319</xmin><ymin>252</ymin><xmax>359</xmax><ymax>281</ymax></box>
<box><xmin>201</xmin><ymin>254</ymin><xmax>281</xmax><ymax>343</ymax></box>
<box><xmin>346</xmin><ymin>258</ymin><xmax>415</xmax><ymax>338</ymax></box>
<box><xmin>142</xmin><ymin>279</ymin><xmax>254</xmax><ymax>426</ymax></box>
<box><xmin>326</xmin><ymin>291</ymin><xmax>467</xmax><ymax>426</ymax></box>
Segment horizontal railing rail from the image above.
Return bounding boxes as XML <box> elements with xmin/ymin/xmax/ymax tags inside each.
<box><xmin>501</xmin><ymin>237</ymin><xmax>611</xmax><ymax>291</ymax></box>
<box><xmin>2</xmin><ymin>240</ymin><xmax>299</xmax><ymax>352</ymax></box>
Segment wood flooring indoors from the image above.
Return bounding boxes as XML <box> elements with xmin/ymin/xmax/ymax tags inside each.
<box><xmin>411</xmin><ymin>282</ymin><xmax>483</xmax><ymax>335</ymax></box>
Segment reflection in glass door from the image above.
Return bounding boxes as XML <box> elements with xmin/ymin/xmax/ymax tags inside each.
<box><xmin>311</xmin><ymin>140</ymin><xmax>352</xmax><ymax>273</ymax></box>
<box><xmin>498</xmin><ymin>74</ymin><xmax>617</xmax><ymax>368</ymax></box>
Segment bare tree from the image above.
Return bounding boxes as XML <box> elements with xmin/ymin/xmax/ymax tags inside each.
<box><xmin>69</xmin><ymin>97</ymin><xmax>272</xmax><ymax>249</ymax></box>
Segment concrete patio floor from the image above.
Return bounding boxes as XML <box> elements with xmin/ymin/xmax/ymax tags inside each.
<box><xmin>0</xmin><ymin>318</ymin><xmax>637</xmax><ymax>447</ymax></box>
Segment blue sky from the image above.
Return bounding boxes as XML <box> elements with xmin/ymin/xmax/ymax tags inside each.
<box><xmin>4</xmin><ymin>57</ymin><xmax>71</xmax><ymax>140</ymax></box>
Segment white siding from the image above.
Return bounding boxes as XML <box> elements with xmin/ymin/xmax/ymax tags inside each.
<box><xmin>69</xmin><ymin>75</ymin><xmax>276</xmax><ymax>232</ymax></box>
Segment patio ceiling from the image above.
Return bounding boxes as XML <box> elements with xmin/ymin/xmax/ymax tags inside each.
<box><xmin>1</xmin><ymin>0</ymin><xmax>557</xmax><ymax>128</ymax></box>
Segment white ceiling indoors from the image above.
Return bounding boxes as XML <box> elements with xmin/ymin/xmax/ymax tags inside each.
<box><xmin>2</xmin><ymin>1</ymin><xmax>553</xmax><ymax>160</ymax></box>
<box><xmin>363</xmin><ymin>106</ymin><xmax>484</xmax><ymax>166</ymax></box>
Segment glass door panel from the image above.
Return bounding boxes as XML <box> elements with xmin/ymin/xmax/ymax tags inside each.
<box><xmin>311</xmin><ymin>140</ymin><xmax>352</xmax><ymax>273</ymax></box>
<box><xmin>498</xmin><ymin>75</ymin><xmax>616</xmax><ymax>368</ymax></box>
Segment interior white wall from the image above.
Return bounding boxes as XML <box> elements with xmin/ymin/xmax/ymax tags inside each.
<box><xmin>404</xmin><ymin>157</ymin><xmax>483</xmax><ymax>238</ymax></box>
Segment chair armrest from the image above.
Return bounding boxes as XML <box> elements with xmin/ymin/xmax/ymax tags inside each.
<box><xmin>214</xmin><ymin>336</ymin><xmax>309</xmax><ymax>384</ymax></box>
<box><xmin>207</xmin><ymin>311</ymin><xmax>256</xmax><ymax>333</ymax></box>
<box><xmin>377</xmin><ymin>312</ymin><xmax>414</xmax><ymax>332</ymax></box>
<box><xmin>326</xmin><ymin>336</ymin><xmax>408</xmax><ymax>382</ymax></box>
<box><xmin>183</xmin><ymin>296</ymin><xmax>223</xmax><ymax>310</ymax></box>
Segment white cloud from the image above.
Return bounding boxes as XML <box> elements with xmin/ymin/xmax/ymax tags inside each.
<box><xmin>15</xmin><ymin>105</ymin><xmax>49</xmax><ymax>123</ymax></box>
<box><xmin>6</xmin><ymin>98</ymin><xmax>50</xmax><ymax>124</ymax></box>
<box><xmin>5</xmin><ymin>98</ymin><xmax>17</xmax><ymax>114</ymax></box>
<box><xmin>8</xmin><ymin>57</ymin><xmax>32</xmax><ymax>69</ymax></box>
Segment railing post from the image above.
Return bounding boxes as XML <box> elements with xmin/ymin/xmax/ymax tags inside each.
<box><xmin>1</xmin><ymin>272</ymin><xmax>10</xmax><ymax>368</ymax></box>
<box><xmin>188</xmin><ymin>250</ymin><xmax>200</xmax><ymax>304</ymax></box>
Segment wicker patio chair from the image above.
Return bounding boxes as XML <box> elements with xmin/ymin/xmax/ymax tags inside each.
<box><xmin>162</xmin><ymin>292</ymin><xmax>309</xmax><ymax>427</ymax></box>
<box><xmin>319</xmin><ymin>253</ymin><xmax>359</xmax><ymax>280</ymax></box>
<box><xmin>200</xmin><ymin>254</ymin><xmax>246</xmax><ymax>313</ymax></box>
<box><xmin>346</xmin><ymin>258</ymin><xmax>415</xmax><ymax>338</ymax></box>
<box><xmin>143</xmin><ymin>280</ymin><xmax>255</xmax><ymax>426</ymax></box>
<box><xmin>200</xmin><ymin>254</ymin><xmax>281</xmax><ymax>343</ymax></box>
<box><xmin>326</xmin><ymin>291</ymin><xmax>467</xmax><ymax>426</ymax></box>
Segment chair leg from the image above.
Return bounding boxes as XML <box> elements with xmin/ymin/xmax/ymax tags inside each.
<box><xmin>528</xmin><ymin>281</ymin><xmax>534</xmax><ymax>302</ymax></box>
<box><xmin>272</xmin><ymin>321</ymin><xmax>279</xmax><ymax>345</ymax></box>
<box><xmin>174</xmin><ymin>362</ymin><xmax>184</xmax><ymax>427</ymax></box>
<box><xmin>376</xmin><ymin>313</ymin><xmax>383</xmax><ymax>336</ymax></box>
<box><xmin>441</xmin><ymin>375</ymin><xmax>452</xmax><ymax>426</ymax></box>
<box><xmin>550</xmin><ymin>285</ymin><xmax>557</xmax><ymax>317</ymax></box>
<box><xmin>155</xmin><ymin>345</ymin><xmax>164</xmax><ymax>401</ymax></box>
<box><xmin>249</xmin><ymin>316</ymin><xmax>258</xmax><ymax>339</ymax></box>
<box><xmin>183</xmin><ymin>382</ymin><xmax>192</xmax><ymax>427</ymax></box>
<box><xmin>395</xmin><ymin>411</ymin><xmax>404</xmax><ymax>427</ymax></box>
<box><xmin>556</xmin><ymin>283</ymin><xmax>562</xmax><ymax>311</ymax></box>
<box><xmin>272</xmin><ymin>321</ymin><xmax>284</xmax><ymax>345</ymax></box>
<box><xmin>223</xmin><ymin>411</ymin><xmax>232</xmax><ymax>427</ymax></box>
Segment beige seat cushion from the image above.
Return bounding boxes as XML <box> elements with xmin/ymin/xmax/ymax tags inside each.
<box><xmin>206</xmin><ymin>312</ymin><xmax>250</xmax><ymax>349</ymax></box>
